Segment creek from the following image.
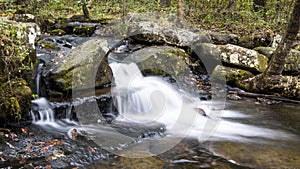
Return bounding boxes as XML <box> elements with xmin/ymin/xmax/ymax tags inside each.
<box><xmin>11</xmin><ymin>35</ymin><xmax>300</xmax><ymax>168</ymax></box>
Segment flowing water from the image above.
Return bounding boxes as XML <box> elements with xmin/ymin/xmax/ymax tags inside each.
<box><xmin>29</xmin><ymin>58</ymin><xmax>300</xmax><ymax>168</ymax></box>
<box><xmin>27</xmin><ymin>36</ymin><xmax>300</xmax><ymax>168</ymax></box>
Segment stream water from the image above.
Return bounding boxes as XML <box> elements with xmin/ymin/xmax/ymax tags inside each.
<box><xmin>28</xmin><ymin>54</ymin><xmax>300</xmax><ymax>168</ymax></box>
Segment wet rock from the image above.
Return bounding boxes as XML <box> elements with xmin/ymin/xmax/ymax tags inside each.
<box><xmin>126</xmin><ymin>46</ymin><xmax>198</xmax><ymax>93</ymax></box>
<box><xmin>73</xmin><ymin>25</ymin><xmax>96</xmax><ymax>37</ymax></box>
<box><xmin>250</xmin><ymin>75</ymin><xmax>300</xmax><ymax>99</ymax></box>
<box><xmin>50</xmin><ymin>29</ymin><xmax>66</xmax><ymax>36</ymax></box>
<box><xmin>212</xmin><ymin>65</ymin><xmax>254</xmax><ymax>90</ymax></box>
<box><xmin>42</xmin><ymin>39</ymin><xmax>113</xmax><ymax>99</ymax></box>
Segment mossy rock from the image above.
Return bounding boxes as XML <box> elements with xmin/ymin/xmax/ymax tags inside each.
<box><xmin>39</xmin><ymin>40</ymin><xmax>60</xmax><ymax>50</ymax></box>
<box><xmin>0</xmin><ymin>19</ymin><xmax>39</xmax><ymax>120</ymax></box>
<box><xmin>73</xmin><ymin>26</ymin><xmax>96</xmax><ymax>37</ymax></box>
<box><xmin>43</xmin><ymin>39</ymin><xmax>113</xmax><ymax>99</ymax></box>
<box><xmin>0</xmin><ymin>78</ymin><xmax>32</xmax><ymax>120</ymax></box>
<box><xmin>50</xmin><ymin>29</ymin><xmax>66</xmax><ymax>36</ymax></box>
<box><xmin>212</xmin><ymin>65</ymin><xmax>253</xmax><ymax>90</ymax></box>
<box><xmin>294</xmin><ymin>44</ymin><xmax>300</xmax><ymax>51</ymax></box>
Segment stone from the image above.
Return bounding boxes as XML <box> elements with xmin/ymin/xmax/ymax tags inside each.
<box><xmin>212</xmin><ymin>65</ymin><xmax>254</xmax><ymax>90</ymax></box>
<box><xmin>42</xmin><ymin>39</ymin><xmax>113</xmax><ymax>99</ymax></box>
<box><xmin>254</xmin><ymin>47</ymin><xmax>300</xmax><ymax>73</ymax></box>
<box><xmin>219</xmin><ymin>44</ymin><xmax>268</xmax><ymax>73</ymax></box>
<box><xmin>208</xmin><ymin>32</ymin><xmax>239</xmax><ymax>45</ymax></box>
<box><xmin>253</xmin><ymin>46</ymin><xmax>275</xmax><ymax>59</ymax></box>
<box><xmin>126</xmin><ymin>46</ymin><xmax>198</xmax><ymax>93</ymax></box>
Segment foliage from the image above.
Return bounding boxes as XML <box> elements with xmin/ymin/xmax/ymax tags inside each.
<box><xmin>1</xmin><ymin>0</ymin><xmax>295</xmax><ymax>37</ymax></box>
<box><xmin>0</xmin><ymin>19</ymin><xmax>33</xmax><ymax>119</ymax></box>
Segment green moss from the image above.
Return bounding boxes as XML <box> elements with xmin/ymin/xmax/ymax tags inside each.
<box><xmin>51</xmin><ymin>29</ymin><xmax>66</xmax><ymax>36</ymax></box>
<box><xmin>294</xmin><ymin>45</ymin><xmax>300</xmax><ymax>51</ymax></box>
<box><xmin>39</xmin><ymin>40</ymin><xmax>60</xmax><ymax>50</ymax></box>
<box><xmin>0</xmin><ymin>21</ymin><xmax>35</xmax><ymax>120</ymax></box>
<box><xmin>257</xmin><ymin>53</ymin><xmax>268</xmax><ymax>72</ymax></box>
<box><xmin>73</xmin><ymin>26</ymin><xmax>96</xmax><ymax>37</ymax></box>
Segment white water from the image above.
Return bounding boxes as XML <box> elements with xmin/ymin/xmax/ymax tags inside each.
<box><xmin>110</xmin><ymin>62</ymin><xmax>294</xmax><ymax>142</ymax></box>
<box><xmin>31</xmin><ymin>62</ymin><xmax>294</xmax><ymax>143</ymax></box>
<box><xmin>36</xmin><ymin>63</ymin><xmax>43</xmax><ymax>96</ymax></box>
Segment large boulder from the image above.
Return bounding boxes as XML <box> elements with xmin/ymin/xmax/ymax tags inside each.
<box><xmin>195</xmin><ymin>43</ymin><xmax>268</xmax><ymax>73</ymax></box>
<box><xmin>128</xmin><ymin>21</ymin><xmax>211</xmax><ymax>46</ymax></box>
<box><xmin>212</xmin><ymin>65</ymin><xmax>254</xmax><ymax>90</ymax></box>
<box><xmin>219</xmin><ymin>44</ymin><xmax>268</xmax><ymax>73</ymax></box>
<box><xmin>0</xmin><ymin>18</ymin><xmax>40</xmax><ymax>120</ymax></box>
<box><xmin>41</xmin><ymin>39</ymin><xmax>113</xmax><ymax>99</ymax></box>
<box><xmin>125</xmin><ymin>46</ymin><xmax>197</xmax><ymax>93</ymax></box>
<box><xmin>98</xmin><ymin>13</ymin><xmax>211</xmax><ymax>47</ymax></box>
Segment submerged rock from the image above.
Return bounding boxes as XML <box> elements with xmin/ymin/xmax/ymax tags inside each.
<box><xmin>42</xmin><ymin>39</ymin><xmax>113</xmax><ymax>99</ymax></box>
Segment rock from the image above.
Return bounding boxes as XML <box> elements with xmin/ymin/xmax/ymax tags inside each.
<box><xmin>212</xmin><ymin>65</ymin><xmax>254</xmax><ymax>90</ymax></box>
<box><xmin>128</xmin><ymin>21</ymin><xmax>211</xmax><ymax>46</ymax></box>
<box><xmin>284</xmin><ymin>49</ymin><xmax>300</xmax><ymax>73</ymax></box>
<box><xmin>194</xmin><ymin>43</ymin><xmax>268</xmax><ymax>73</ymax></box>
<box><xmin>253</xmin><ymin>46</ymin><xmax>275</xmax><ymax>59</ymax></box>
<box><xmin>73</xmin><ymin>25</ymin><xmax>96</xmax><ymax>37</ymax></box>
<box><xmin>42</xmin><ymin>39</ymin><xmax>113</xmax><ymax>99</ymax></box>
<box><xmin>272</xmin><ymin>34</ymin><xmax>282</xmax><ymax>48</ymax></box>
<box><xmin>0</xmin><ymin>19</ymin><xmax>40</xmax><ymax>120</ymax></box>
<box><xmin>254</xmin><ymin>47</ymin><xmax>300</xmax><ymax>73</ymax></box>
<box><xmin>219</xmin><ymin>44</ymin><xmax>268</xmax><ymax>73</ymax></box>
<box><xmin>250</xmin><ymin>75</ymin><xmax>300</xmax><ymax>99</ymax></box>
<box><xmin>99</xmin><ymin>14</ymin><xmax>211</xmax><ymax>47</ymax></box>
<box><xmin>126</xmin><ymin>46</ymin><xmax>198</xmax><ymax>93</ymax></box>
<box><xmin>208</xmin><ymin>32</ymin><xmax>239</xmax><ymax>45</ymax></box>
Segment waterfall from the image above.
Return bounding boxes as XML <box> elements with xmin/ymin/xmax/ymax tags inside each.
<box><xmin>110</xmin><ymin>62</ymin><xmax>294</xmax><ymax>142</ymax></box>
<box><xmin>36</xmin><ymin>63</ymin><xmax>43</xmax><ymax>96</ymax></box>
<box><xmin>31</xmin><ymin>97</ymin><xmax>55</xmax><ymax>124</ymax></box>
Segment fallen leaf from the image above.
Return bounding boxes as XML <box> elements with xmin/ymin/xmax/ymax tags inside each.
<box><xmin>0</xmin><ymin>157</ymin><xmax>6</xmax><ymax>162</ymax></box>
<box><xmin>45</xmin><ymin>164</ymin><xmax>52</xmax><ymax>169</ymax></box>
<box><xmin>21</xmin><ymin>127</ymin><xmax>28</xmax><ymax>134</ymax></box>
<box><xmin>6</xmin><ymin>142</ymin><xmax>15</xmax><ymax>148</ymax></box>
<box><xmin>88</xmin><ymin>146</ymin><xmax>95</xmax><ymax>153</ymax></box>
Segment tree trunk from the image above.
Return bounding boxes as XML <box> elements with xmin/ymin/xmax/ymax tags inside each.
<box><xmin>177</xmin><ymin>0</ymin><xmax>184</xmax><ymax>20</ymax></box>
<box><xmin>264</xmin><ymin>0</ymin><xmax>300</xmax><ymax>76</ymax></box>
<box><xmin>253</xmin><ymin>0</ymin><xmax>266</xmax><ymax>12</ymax></box>
<box><xmin>81</xmin><ymin>0</ymin><xmax>90</xmax><ymax>19</ymax></box>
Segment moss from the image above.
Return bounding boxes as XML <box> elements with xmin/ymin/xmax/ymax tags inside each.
<box><xmin>294</xmin><ymin>45</ymin><xmax>300</xmax><ymax>51</ymax></box>
<box><xmin>39</xmin><ymin>40</ymin><xmax>60</xmax><ymax>50</ymax></box>
<box><xmin>257</xmin><ymin>53</ymin><xmax>268</xmax><ymax>72</ymax></box>
<box><xmin>0</xmin><ymin>78</ymin><xmax>31</xmax><ymax>120</ymax></box>
<box><xmin>0</xmin><ymin>21</ymin><xmax>36</xmax><ymax>120</ymax></box>
<box><xmin>73</xmin><ymin>25</ymin><xmax>96</xmax><ymax>37</ymax></box>
<box><xmin>51</xmin><ymin>29</ymin><xmax>66</xmax><ymax>36</ymax></box>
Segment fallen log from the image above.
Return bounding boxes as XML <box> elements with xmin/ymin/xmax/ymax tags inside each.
<box><xmin>228</xmin><ymin>91</ymin><xmax>300</xmax><ymax>104</ymax></box>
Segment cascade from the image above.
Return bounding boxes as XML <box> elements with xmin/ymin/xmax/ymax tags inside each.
<box><xmin>36</xmin><ymin>63</ymin><xmax>43</xmax><ymax>96</ymax></box>
<box><xmin>109</xmin><ymin>62</ymin><xmax>294</xmax><ymax>142</ymax></box>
